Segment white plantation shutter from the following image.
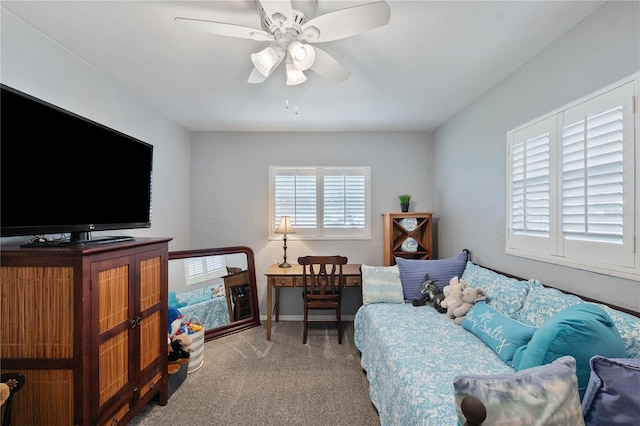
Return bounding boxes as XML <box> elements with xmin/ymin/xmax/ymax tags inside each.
<box><xmin>323</xmin><ymin>171</ymin><xmax>366</xmax><ymax>229</ymax></box>
<box><xmin>186</xmin><ymin>258</ymin><xmax>204</xmax><ymax>278</ymax></box>
<box><xmin>507</xmin><ymin>76</ymin><xmax>637</xmax><ymax>278</ymax></box>
<box><xmin>559</xmin><ymin>83</ymin><xmax>634</xmax><ymax>267</ymax></box>
<box><xmin>271</xmin><ymin>167</ymin><xmax>370</xmax><ymax>238</ymax></box>
<box><xmin>512</xmin><ymin>133</ymin><xmax>550</xmax><ymax>237</ymax></box>
<box><xmin>274</xmin><ymin>169</ymin><xmax>317</xmax><ymax>229</ymax></box>
<box><xmin>562</xmin><ymin>107</ymin><xmax>623</xmax><ymax>243</ymax></box>
<box><xmin>508</xmin><ymin>116</ymin><xmax>556</xmax><ymax>254</ymax></box>
<box><xmin>185</xmin><ymin>255</ymin><xmax>225</xmax><ymax>286</ymax></box>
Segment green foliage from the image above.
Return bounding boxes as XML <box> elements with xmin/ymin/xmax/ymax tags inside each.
<box><xmin>398</xmin><ymin>194</ymin><xmax>412</xmax><ymax>204</ymax></box>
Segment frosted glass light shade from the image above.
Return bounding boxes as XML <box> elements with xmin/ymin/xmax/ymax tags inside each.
<box><xmin>251</xmin><ymin>46</ymin><xmax>281</xmax><ymax>76</ymax></box>
<box><xmin>288</xmin><ymin>42</ymin><xmax>315</xmax><ymax>71</ymax></box>
<box><xmin>286</xmin><ymin>62</ymin><xmax>307</xmax><ymax>86</ymax></box>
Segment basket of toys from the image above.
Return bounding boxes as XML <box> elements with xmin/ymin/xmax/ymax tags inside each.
<box><xmin>181</xmin><ymin>321</ymin><xmax>204</xmax><ymax>373</ymax></box>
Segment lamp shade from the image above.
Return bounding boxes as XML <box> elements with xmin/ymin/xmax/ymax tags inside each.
<box><xmin>275</xmin><ymin>216</ymin><xmax>295</xmax><ymax>234</ymax></box>
<box><xmin>286</xmin><ymin>62</ymin><xmax>307</xmax><ymax>86</ymax></box>
<box><xmin>288</xmin><ymin>42</ymin><xmax>315</xmax><ymax>71</ymax></box>
<box><xmin>251</xmin><ymin>46</ymin><xmax>281</xmax><ymax>77</ymax></box>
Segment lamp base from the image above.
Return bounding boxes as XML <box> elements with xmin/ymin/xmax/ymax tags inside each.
<box><xmin>279</xmin><ymin>261</ymin><xmax>291</xmax><ymax>268</ymax></box>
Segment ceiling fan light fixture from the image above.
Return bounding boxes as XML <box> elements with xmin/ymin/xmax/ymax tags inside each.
<box><xmin>251</xmin><ymin>46</ymin><xmax>281</xmax><ymax>77</ymax></box>
<box><xmin>288</xmin><ymin>42</ymin><xmax>315</xmax><ymax>71</ymax></box>
<box><xmin>286</xmin><ymin>62</ymin><xmax>307</xmax><ymax>86</ymax></box>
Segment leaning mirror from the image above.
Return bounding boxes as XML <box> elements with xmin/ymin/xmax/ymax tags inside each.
<box><xmin>168</xmin><ymin>246</ymin><xmax>260</xmax><ymax>341</ymax></box>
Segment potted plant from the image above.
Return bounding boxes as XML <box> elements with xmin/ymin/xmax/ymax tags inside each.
<box><xmin>398</xmin><ymin>194</ymin><xmax>411</xmax><ymax>212</ymax></box>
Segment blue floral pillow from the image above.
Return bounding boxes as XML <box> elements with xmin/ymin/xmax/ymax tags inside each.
<box><xmin>460</xmin><ymin>261</ymin><xmax>531</xmax><ymax>319</ymax></box>
<box><xmin>453</xmin><ymin>356</ymin><xmax>584</xmax><ymax>426</ymax></box>
<box><xmin>361</xmin><ymin>264</ymin><xmax>404</xmax><ymax>305</ymax></box>
<box><xmin>516</xmin><ymin>285</ymin><xmax>582</xmax><ymax>327</ymax></box>
<box><xmin>395</xmin><ymin>251</ymin><xmax>468</xmax><ymax>302</ymax></box>
<box><xmin>596</xmin><ymin>304</ymin><xmax>640</xmax><ymax>358</ymax></box>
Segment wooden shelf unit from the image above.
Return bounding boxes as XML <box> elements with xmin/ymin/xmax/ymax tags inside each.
<box><xmin>383</xmin><ymin>212</ymin><xmax>433</xmax><ymax>266</ymax></box>
<box><xmin>0</xmin><ymin>237</ymin><xmax>171</xmax><ymax>426</ymax></box>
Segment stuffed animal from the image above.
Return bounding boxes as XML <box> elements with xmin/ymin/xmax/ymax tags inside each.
<box><xmin>452</xmin><ymin>287</ymin><xmax>486</xmax><ymax>325</ymax></box>
<box><xmin>421</xmin><ymin>274</ymin><xmax>446</xmax><ymax>313</ymax></box>
<box><xmin>441</xmin><ymin>276</ymin><xmax>468</xmax><ymax>318</ymax></box>
<box><xmin>173</xmin><ymin>333</ymin><xmax>193</xmax><ymax>353</ymax></box>
<box><xmin>0</xmin><ymin>382</ymin><xmax>9</xmax><ymax>406</ymax></box>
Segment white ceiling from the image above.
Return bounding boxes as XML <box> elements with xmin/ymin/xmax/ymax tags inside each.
<box><xmin>1</xmin><ymin>0</ymin><xmax>602</xmax><ymax>132</ymax></box>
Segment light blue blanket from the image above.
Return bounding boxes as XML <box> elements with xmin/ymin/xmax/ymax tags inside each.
<box><xmin>354</xmin><ymin>303</ymin><xmax>513</xmax><ymax>425</ymax></box>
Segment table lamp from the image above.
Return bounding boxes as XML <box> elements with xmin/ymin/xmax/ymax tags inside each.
<box><xmin>275</xmin><ymin>216</ymin><xmax>295</xmax><ymax>268</ymax></box>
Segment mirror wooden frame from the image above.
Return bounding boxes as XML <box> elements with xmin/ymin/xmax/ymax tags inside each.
<box><xmin>169</xmin><ymin>246</ymin><xmax>261</xmax><ymax>342</ymax></box>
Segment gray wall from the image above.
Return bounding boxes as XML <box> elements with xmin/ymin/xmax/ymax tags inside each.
<box><xmin>433</xmin><ymin>1</ymin><xmax>640</xmax><ymax>311</ymax></box>
<box><xmin>189</xmin><ymin>131</ymin><xmax>433</xmax><ymax>318</ymax></box>
<box><xmin>0</xmin><ymin>8</ymin><xmax>192</xmax><ymax>250</ymax></box>
<box><xmin>3</xmin><ymin>1</ymin><xmax>638</xmax><ymax>317</ymax></box>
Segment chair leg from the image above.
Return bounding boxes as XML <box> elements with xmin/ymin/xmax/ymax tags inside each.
<box><xmin>303</xmin><ymin>307</ymin><xmax>308</xmax><ymax>344</ymax></box>
<box><xmin>337</xmin><ymin>306</ymin><xmax>342</xmax><ymax>344</ymax></box>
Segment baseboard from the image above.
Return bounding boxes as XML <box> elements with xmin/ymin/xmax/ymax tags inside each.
<box><xmin>260</xmin><ymin>314</ymin><xmax>355</xmax><ymax>322</ymax></box>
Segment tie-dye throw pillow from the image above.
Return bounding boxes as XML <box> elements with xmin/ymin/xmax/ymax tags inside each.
<box><xmin>453</xmin><ymin>356</ymin><xmax>585</xmax><ymax>426</ymax></box>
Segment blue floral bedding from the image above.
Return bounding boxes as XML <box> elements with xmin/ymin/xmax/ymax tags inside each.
<box><xmin>176</xmin><ymin>285</ymin><xmax>230</xmax><ymax>330</ymax></box>
<box><xmin>354</xmin><ymin>303</ymin><xmax>514</xmax><ymax>425</ymax></box>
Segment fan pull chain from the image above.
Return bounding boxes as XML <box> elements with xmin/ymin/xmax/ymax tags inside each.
<box><xmin>285</xmin><ymin>82</ymin><xmax>289</xmax><ymax>109</ymax></box>
<box><xmin>284</xmin><ymin>81</ymin><xmax>299</xmax><ymax>115</ymax></box>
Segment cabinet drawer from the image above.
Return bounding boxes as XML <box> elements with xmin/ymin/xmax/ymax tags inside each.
<box><xmin>140</xmin><ymin>371</ymin><xmax>163</xmax><ymax>400</ymax></box>
<box><xmin>343</xmin><ymin>276</ymin><xmax>361</xmax><ymax>287</ymax></box>
<box><xmin>272</xmin><ymin>276</ymin><xmax>296</xmax><ymax>287</ymax></box>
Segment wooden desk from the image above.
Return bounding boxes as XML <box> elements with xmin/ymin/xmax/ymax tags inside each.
<box><xmin>264</xmin><ymin>263</ymin><xmax>362</xmax><ymax>340</ymax></box>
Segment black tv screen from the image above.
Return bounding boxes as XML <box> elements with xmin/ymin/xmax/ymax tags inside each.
<box><xmin>0</xmin><ymin>84</ymin><xmax>153</xmax><ymax>244</ymax></box>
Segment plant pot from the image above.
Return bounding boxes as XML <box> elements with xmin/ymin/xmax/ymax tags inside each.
<box><xmin>401</xmin><ymin>203</ymin><xmax>409</xmax><ymax>212</ymax></box>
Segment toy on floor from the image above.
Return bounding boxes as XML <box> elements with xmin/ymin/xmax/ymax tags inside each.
<box><xmin>168</xmin><ymin>338</ymin><xmax>190</xmax><ymax>363</ymax></box>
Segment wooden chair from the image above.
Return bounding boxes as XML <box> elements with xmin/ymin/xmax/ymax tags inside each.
<box><xmin>298</xmin><ymin>255</ymin><xmax>348</xmax><ymax>344</ymax></box>
<box><xmin>230</xmin><ymin>284</ymin><xmax>252</xmax><ymax>321</ymax></box>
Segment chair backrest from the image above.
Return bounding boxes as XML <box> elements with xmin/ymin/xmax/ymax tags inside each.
<box><xmin>298</xmin><ymin>255</ymin><xmax>348</xmax><ymax>297</ymax></box>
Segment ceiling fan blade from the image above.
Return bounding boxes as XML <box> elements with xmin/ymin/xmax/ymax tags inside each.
<box><xmin>300</xmin><ymin>1</ymin><xmax>391</xmax><ymax>43</ymax></box>
<box><xmin>308</xmin><ymin>46</ymin><xmax>350</xmax><ymax>83</ymax></box>
<box><xmin>248</xmin><ymin>67</ymin><xmax>269</xmax><ymax>84</ymax></box>
<box><xmin>258</xmin><ymin>0</ymin><xmax>294</xmax><ymax>31</ymax></box>
<box><xmin>174</xmin><ymin>17</ymin><xmax>273</xmax><ymax>41</ymax></box>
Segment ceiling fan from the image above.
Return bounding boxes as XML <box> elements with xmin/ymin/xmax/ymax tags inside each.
<box><xmin>174</xmin><ymin>0</ymin><xmax>391</xmax><ymax>86</ymax></box>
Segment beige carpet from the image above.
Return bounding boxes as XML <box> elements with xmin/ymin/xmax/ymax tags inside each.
<box><xmin>130</xmin><ymin>321</ymin><xmax>380</xmax><ymax>426</ymax></box>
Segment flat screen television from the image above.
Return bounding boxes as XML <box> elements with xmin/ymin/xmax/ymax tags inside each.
<box><xmin>1</xmin><ymin>84</ymin><xmax>153</xmax><ymax>246</ymax></box>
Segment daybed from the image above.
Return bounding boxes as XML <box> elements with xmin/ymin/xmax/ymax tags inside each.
<box><xmin>171</xmin><ymin>284</ymin><xmax>230</xmax><ymax>330</ymax></box>
<box><xmin>354</xmin><ymin>252</ymin><xmax>640</xmax><ymax>425</ymax></box>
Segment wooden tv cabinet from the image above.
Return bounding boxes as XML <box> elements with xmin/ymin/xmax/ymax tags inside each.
<box><xmin>0</xmin><ymin>237</ymin><xmax>172</xmax><ymax>426</ymax></box>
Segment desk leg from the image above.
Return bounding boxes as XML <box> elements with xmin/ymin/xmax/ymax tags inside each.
<box><xmin>266</xmin><ymin>278</ymin><xmax>272</xmax><ymax>341</ymax></box>
<box><xmin>275</xmin><ymin>287</ymin><xmax>280</xmax><ymax>322</ymax></box>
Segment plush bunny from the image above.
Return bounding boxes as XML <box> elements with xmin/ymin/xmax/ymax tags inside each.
<box><xmin>452</xmin><ymin>287</ymin><xmax>487</xmax><ymax>325</ymax></box>
<box><xmin>440</xmin><ymin>276</ymin><xmax>468</xmax><ymax>318</ymax></box>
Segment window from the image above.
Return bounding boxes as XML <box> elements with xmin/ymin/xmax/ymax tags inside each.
<box><xmin>184</xmin><ymin>255</ymin><xmax>226</xmax><ymax>286</ymax></box>
<box><xmin>506</xmin><ymin>75</ymin><xmax>638</xmax><ymax>279</ymax></box>
<box><xmin>270</xmin><ymin>166</ymin><xmax>371</xmax><ymax>239</ymax></box>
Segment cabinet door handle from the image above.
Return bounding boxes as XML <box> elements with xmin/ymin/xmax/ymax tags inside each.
<box><xmin>130</xmin><ymin>316</ymin><xmax>143</xmax><ymax>328</ymax></box>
